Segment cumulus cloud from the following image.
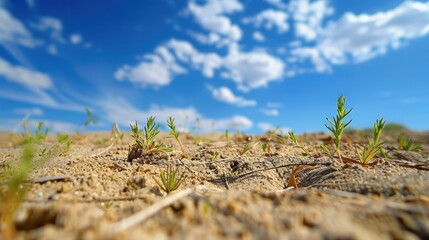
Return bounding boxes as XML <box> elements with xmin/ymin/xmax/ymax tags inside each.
<box><xmin>253</xmin><ymin>31</ymin><xmax>265</xmax><ymax>42</ymax></box>
<box><xmin>116</xmin><ymin>39</ymin><xmax>284</xmax><ymax>91</ymax></box>
<box><xmin>222</xmin><ymin>44</ymin><xmax>284</xmax><ymax>91</ymax></box>
<box><xmin>243</xmin><ymin>9</ymin><xmax>289</xmax><ymax>33</ymax></box>
<box><xmin>70</xmin><ymin>33</ymin><xmax>82</xmax><ymax>44</ymax></box>
<box><xmin>318</xmin><ymin>0</ymin><xmax>429</xmax><ymax>64</ymax></box>
<box><xmin>0</xmin><ymin>57</ymin><xmax>53</xmax><ymax>90</ymax></box>
<box><xmin>289</xmin><ymin>0</ymin><xmax>333</xmax><ymax>41</ymax></box>
<box><xmin>291</xmin><ymin>1</ymin><xmax>429</xmax><ymax>72</ymax></box>
<box><xmin>0</xmin><ymin>7</ymin><xmax>41</xmax><ymax>47</ymax></box>
<box><xmin>208</xmin><ymin>85</ymin><xmax>257</xmax><ymax>107</ymax></box>
<box><xmin>265</xmin><ymin>0</ymin><xmax>287</xmax><ymax>10</ymax></box>
<box><xmin>187</xmin><ymin>0</ymin><xmax>243</xmax><ymax>42</ymax></box>
<box><xmin>47</xmin><ymin>44</ymin><xmax>58</xmax><ymax>55</ymax></box>
<box><xmin>102</xmin><ymin>98</ymin><xmax>253</xmax><ymax>132</ymax></box>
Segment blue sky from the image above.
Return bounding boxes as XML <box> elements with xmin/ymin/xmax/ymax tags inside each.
<box><xmin>0</xmin><ymin>0</ymin><xmax>428</xmax><ymax>134</ymax></box>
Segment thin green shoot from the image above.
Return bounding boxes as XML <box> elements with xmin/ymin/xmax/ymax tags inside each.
<box><xmin>225</xmin><ymin>129</ymin><xmax>229</xmax><ymax>146</ymax></box>
<box><xmin>154</xmin><ymin>164</ymin><xmax>186</xmax><ymax>194</ymax></box>
<box><xmin>211</xmin><ymin>151</ymin><xmax>219</xmax><ymax>161</ymax></box>
<box><xmin>167</xmin><ymin>117</ymin><xmax>189</xmax><ymax>158</ymax></box>
<box><xmin>0</xmin><ymin>143</ymin><xmax>35</xmax><ymax>239</ymax></box>
<box><xmin>355</xmin><ymin>119</ymin><xmax>386</xmax><ymax>164</ymax></box>
<box><xmin>396</xmin><ymin>133</ymin><xmax>422</xmax><ymax>151</ymax></box>
<box><xmin>325</xmin><ymin>95</ymin><xmax>353</xmax><ymax>163</ymax></box>
<box><xmin>237</xmin><ymin>143</ymin><xmax>251</xmax><ymax>156</ymax></box>
<box><xmin>84</xmin><ymin>107</ymin><xmax>97</xmax><ymax>127</ymax></box>
<box><xmin>288</xmin><ymin>131</ymin><xmax>310</xmax><ymax>156</ymax></box>
<box><xmin>130</xmin><ymin>117</ymin><xmax>171</xmax><ymax>155</ymax></box>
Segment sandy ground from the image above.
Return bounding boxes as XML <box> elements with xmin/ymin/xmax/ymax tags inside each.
<box><xmin>1</xmin><ymin>130</ymin><xmax>429</xmax><ymax>240</ymax></box>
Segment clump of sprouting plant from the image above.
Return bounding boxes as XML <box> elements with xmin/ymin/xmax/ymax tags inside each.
<box><xmin>396</xmin><ymin>133</ymin><xmax>422</xmax><ymax>151</ymax></box>
<box><xmin>22</xmin><ymin>121</ymin><xmax>49</xmax><ymax>144</ymax></box>
<box><xmin>288</xmin><ymin>131</ymin><xmax>310</xmax><ymax>156</ymax></box>
<box><xmin>57</xmin><ymin>134</ymin><xmax>72</xmax><ymax>151</ymax></box>
<box><xmin>237</xmin><ymin>143</ymin><xmax>251</xmax><ymax>156</ymax></box>
<box><xmin>84</xmin><ymin>107</ymin><xmax>97</xmax><ymax>128</ymax></box>
<box><xmin>355</xmin><ymin>119</ymin><xmax>386</xmax><ymax>164</ymax></box>
<box><xmin>154</xmin><ymin>164</ymin><xmax>186</xmax><ymax>194</ymax></box>
<box><xmin>211</xmin><ymin>151</ymin><xmax>219</xmax><ymax>161</ymax></box>
<box><xmin>129</xmin><ymin>117</ymin><xmax>171</xmax><ymax>157</ymax></box>
<box><xmin>167</xmin><ymin>117</ymin><xmax>189</xmax><ymax>158</ymax></box>
<box><xmin>322</xmin><ymin>96</ymin><xmax>353</xmax><ymax>163</ymax></box>
<box><xmin>0</xmin><ymin>143</ymin><xmax>35</xmax><ymax>239</ymax></box>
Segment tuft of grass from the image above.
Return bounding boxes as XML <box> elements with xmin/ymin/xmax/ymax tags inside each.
<box><xmin>324</xmin><ymin>95</ymin><xmax>353</xmax><ymax>163</ymax></box>
<box><xmin>22</xmin><ymin>121</ymin><xmax>49</xmax><ymax>144</ymax></box>
<box><xmin>288</xmin><ymin>131</ymin><xmax>310</xmax><ymax>156</ymax></box>
<box><xmin>237</xmin><ymin>143</ymin><xmax>251</xmax><ymax>156</ymax></box>
<box><xmin>0</xmin><ymin>143</ymin><xmax>35</xmax><ymax>239</ymax></box>
<box><xmin>167</xmin><ymin>117</ymin><xmax>189</xmax><ymax>158</ymax></box>
<box><xmin>130</xmin><ymin>117</ymin><xmax>171</xmax><ymax>155</ymax></box>
<box><xmin>154</xmin><ymin>164</ymin><xmax>186</xmax><ymax>194</ymax></box>
<box><xmin>396</xmin><ymin>133</ymin><xmax>422</xmax><ymax>151</ymax></box>
<box><xmin>57</xmin><ymin>134</ymin><xmax>72</xmax><ymax>151</ymax></box>
<box><xmin>355</xmin><ymin>119</ymin><xmax>386</xmax><ymax>164</ymax></box>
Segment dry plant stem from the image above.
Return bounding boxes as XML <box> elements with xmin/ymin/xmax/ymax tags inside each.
<box><xmin>89</xmin><ymin>141</ymin><xmax>114</xmax><ymax>157</ymax></box>
<box><xmin>109</xmin><ymin>187</ymin><xmax>195</xmax><ymax>235</ymax></box>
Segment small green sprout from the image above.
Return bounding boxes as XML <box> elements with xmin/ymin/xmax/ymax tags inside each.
<box><xmin>130</xmin><ymin>117</ymin><xmax>171</xmax><ymax>155</ymax></box>
<box><xmin>154</xmin><ymin>164</ymin><xmax>186</xmax><ymax>194</ymax></box>
<box><xmin>22</xmin><ymin>122</ymin><xmax>49</xmax><ymax>144</ymax></box>
<box><xmin>396</xmin><ymin>133</ymin><xmax>422</xmax><ymax>151</ymax></box>
<box><xmin>0</xmin><ymin>143</ymin><xmax>35</xmax><ymax>239</ymax></box>
<box><xmin>237</xmin><ymin>143</ymin><xmax>250</xmax><ymax>156</ymax></box>
<box><xmin>225</xmin><ymin>129</ymin><xmax>230</xmax><ymax>146</ymax></box>
<box><xmin>84</xmin><ymin>107</ymin><xmax>97</xmax><ymax>127</ymax></box>
<box><xmin>111</xmin><ymin>123</ymin><xmax>124</xmax><ymax>144</ymax></box>
<box><xmin>324</xmin><ymin>95</ymin><xmax>353</xmax><ymax>163</ymax></box>
<box><xmin>167</xmin><ymin>117</ymin><xmax>189</xmax><ymax>158</ymax></box>
<box><xmin>288</xmin><ymin>131</ymin><xmax>310</xmax><ymax>156</ymax></box>
<box><xmin>320</xmin><ymin>145</ymin><xmax>333</xmax><ymax>157</ymax></box>
<box><xmin>57</xmin><ymin>134</ymin><xmax>72</xmax><ymax>150</ymax></box>
<box><xmin>211</xmin><ymin>151</ymin><xmax>219</xmax><ymax>161</ymax></box>
<box><xmin>355</xmin><ymin>119</ymin><xmax>386</xmax><ymax>164</ymax></box>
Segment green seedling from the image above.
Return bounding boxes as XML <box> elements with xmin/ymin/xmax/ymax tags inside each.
<box><xmin>355</xmin><ymin>119</ymin><xmax>386</xmax><ymax>164</ymax></box>
<box><xmin>320</xmin><ymin>145</ymin><xmax>333</xmax><ymax>157</ymax></box>
<box><xmin>258</xmin><ymin>138</ymin><xmax>274</xmax><ymax>156</ymax></box>
<box><xmin>130</xmin><ymin>117</ymin><xmax>171</xmax><ymax>155</ymax></box>
<box><xmin>84</xmin><ymin>107</ymin><xmax>97</xmax><ymax>128</ymax></box>
<box><xmin>288</xmin><ymin>131</ymin><xmax>310</xmax><ymax>156</ymax></box>
<box><xmin>396</xmin><ymin>133</ymin><xmax>422</xmax><ymax>151</ymax></box>
<box><xmin>324</xmin><ymin>95</ymin><xmax>353</xmax><ymax>163</ymax></box>
<box><xmin>167</xmin><ymin>117</ymin><xmax>188</xmax><ymax>158</ymax></box>
<box><xmin>237</xmin><ymin>143</ymin><xmax>251</xmax><ymax>156</ymax></box>
<box><xmin>211</xmin><ymin>151</ymin><xmax>219</xmax><ymax>161</ymax></box>
<box><xmin>0</xmin><ymin>143</ymin><xmax>35</xmax><ymax>239</ymax></box>
<box><xmin>154</xmin><ymin>164</ymin><xmax>186</xmax><ymax>194</ymax></box>
<box><xmin>22</xmin><ymin>122</ymin><xmax>49</xmax><ymax>144</ymax></box>
<box><xmin>225</xmin><ymin>129</ymin><xmax>229</xmax><ymax>146</ymax></box>
<box><xmin>57</xmin><ymin>134</ymin><xmax>72</xmax><ymax>151</ymax></box>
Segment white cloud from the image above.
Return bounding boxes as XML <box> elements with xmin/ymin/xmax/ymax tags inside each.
<box><xmin>253</xmin><ymin>31</ymin><xmax>265</xmax><ymax>42</ymax></box>
<box><xmin>14</xmin><ymin>107</ymin><xmax>43</xmax><ymax>116</ymax></box>
<box><xmin>187</xmin><ymin>0</ymin><xmax>243</xmax><ymax>42</ymax></box>
<box><xmin>243</xmin><ymin>9</ymin><xmax>289</xmax><ymax>33</ymax></box>
<box><xmin>47</xmin><ymin>44</ymin><xmax>58</xmax><ymax>55</ymax></box>
<box><xmin>222</xmin><ymin>44</ymin><xmax>285</xmax><ymax>91</ymax></box>
<box><xmin>31</xmin><ymin>16</ymin><xmax>66</xmax><ymax>43</ymax></box>
<box><xmin>116</xmin><ymin>39</ymin><xmax>284</xmax><ymax>91</ymax></box>
<box><xmin>260</xmin><ymin>108</ymin><xmax>279</xmax><ymax>116</ymax></box>
<box><xmin>289</xmin><ymin>0</ymin><xmax>334</xmax><ymax>41</ymax></box>
<box><xmin>265</xmin><ymin>0</ymin><xmax>287</xmax><ymax>10</ymax></box>
<box><xmin>70</xmin><ymin>33</ymin><xmax>82</xmax><ymax>44</ymax></box>
<box><xmin>208</xmin><ymin>85</ymin><xmax>257</xmax><ymax>107</ymax></box>
<box><xmin>0</xmin><ymin>57</ymin><xmax>53</xmax><ymax>90</ymax></box>
<box><xmin>318</xmin><ymin>0</ymin><xmax>429</xmax><ymax>64</ymax></box>
<box><xmin>0</xmin><ymin>7</ymin><xmax>41</xmax><ymax>47</ymax></box>
<box><xmin>291</xmin><ymin>1</ymin><xmax>429</xmax><ymax>72</ymax></box>
<box><xmin>101</xmin><ymin>98</ymin><xmax>253</xmax><ymax>132</ymax></box>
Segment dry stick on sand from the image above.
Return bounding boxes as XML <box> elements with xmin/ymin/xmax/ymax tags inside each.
<box><xmin>109</xmin><ymin>187</ymin><xmax>196</xmax><ymax>235</ymax></box>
